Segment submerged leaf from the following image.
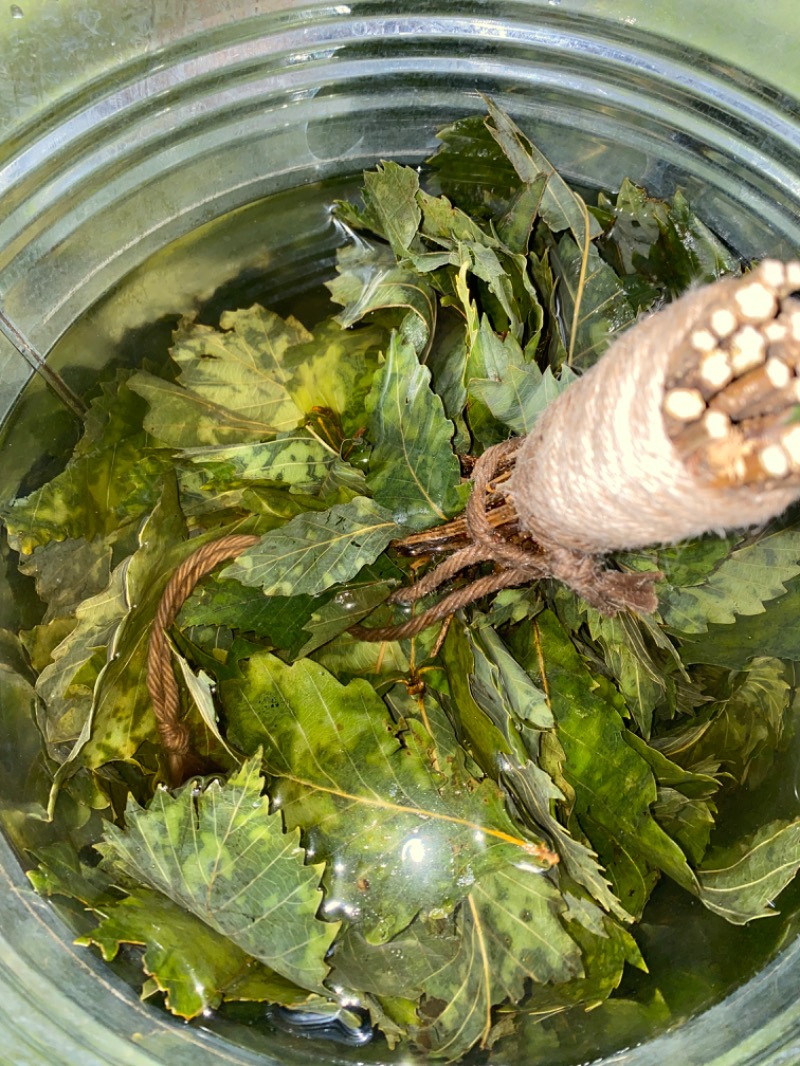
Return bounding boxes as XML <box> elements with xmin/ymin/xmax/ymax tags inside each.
<box><xmin>413</xmin><ymin>868</ymin><xmax>581</xmax><ymax>1058</ymax></box>
<box><xmin>696</xmin><ymin>818</ymin><xmax>800</xmax><ymax>924</ymax></box>
<box><xmin>659</xmin><ymin>529</ymin><xmax>800</xmax><ymax>634</ymax></box>
<box><xmin>327</xmin><ymin>242</ymin><xmax>436</xmax><ymax>357</ymax></box>
<box><xmin>79</xmin><ymin>888</ymin><xmax>314</xmax><ymax>1019</ymax></box>
<box><xmin>99</xmin><ymin>755</ymin><xmax>339</xmax><ymax>993</ymax></box>
<box><xmin>522</xmin><ymin>612</ymin><xmax>697</xmax><ymax>916</ymax></box>
<box><xmin>221</xmin><ymin>652</ymin><xmax>555</xmax><ymax>945</ymax></box>
<box><xmin>130</xmin><ymin>306</ymin><xmax>312</xmax><ymax>449</ymax></box>
<box><xmin>365</xmin><ymin>333</ymin><xmax>464</xmax><ymax>529</ymax></box>
<box><xmin>3</xmin><ymin>376</ymin><xmax>169</xmax><ymax>554</ymax></box>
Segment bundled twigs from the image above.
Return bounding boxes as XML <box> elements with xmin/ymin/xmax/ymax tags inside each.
<box><xmin>660</xmin><ymin>260</ymin><xmax>800</xmax><ymax>487</ymax></box>
<box><xmin>147</xmin><ymin>532</ymin><xmax>259</xmax><ymax>785</ymax></box>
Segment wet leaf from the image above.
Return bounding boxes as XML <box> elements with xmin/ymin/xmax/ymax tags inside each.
<box><xmin>652</xmin><ymin>657</ymin><xmax>790</xmax><ymax>787</ymax></box>
<box><xmin>221</xmin><ymin>496</ymin><xmax>398</xmax><ymax>598</ymax></box>
<box><xmin>483</xmin><ymin>98</ymin><xmax>601</xmax><ymax>247</ymax></box>
<box><xmin>78</xmin><ymin>888</ymin><xmax>315</xmax><ymax>1019</ymax></box>
<box><xmin>427</xmin><ymin>114</ymin><xmax>522</xmax><ymax>222</ymax></box>
<box><xmin>220</xmin><ymin>652</ymin><xmax>554</xmax><ymax>945</ymax></box>
<box><xmin>548</xmin><ymin>232</ymin><xmax>636</xmax><ymax>369</ymax></box>
<box><xmin>659</xmin><ymin>529</ymin><xmax>800</xmax><ymax>634</ymax></box>
<box><xmin>441</xmin><ymin>622</ymin><xmax>628</xmax><ymax>923</ymax></box>
<box><xmin>327</xmin><ymin>242</ymin><xmax>436</xmax><ymax>357</ymax></box>
<box><xmin>281</xmin><ymin>317</ymin><xmax>386</xmax><ymax>437</ymax></box>
<box><xmin>365</xmin><ymin>333</ymin><xmax>464</xmax><ymax>529</ymax></box>
<box><xmin>130</xmin><ymin>306</ymin><xmax>311</xmax><ymax>448</ymax></box>
<box><xmin>696</xmin><ymin>818</ymin><xmax>800</xmax><ymax>924</ymax></box>
<box><xmin>413</xmin><ymin>868</ymin><xmax>581</xmax><ymax>1058</ymax></box>
<box><xmin>179</xmin><ymin>430</ymin><xmax>355</xmax><ymax>497</ymax></box>
<box><xmin>99</xmin><ymin>755</ymin><xmax>340</xmax><ymax>992</ymax></box>
<box><xmin>523</xmin><ymin>612</ymin><xmax>697</xmax><ymax>916</ymax></box>
<box><xmin>3</xmin><ymin>376</ymin><xmax>169</xmax><ymax>553</ymax></box>
<box><xmin>17</xmin><ymin>538</ymin><xmax>112</xmax><ymax>625</ymax></box>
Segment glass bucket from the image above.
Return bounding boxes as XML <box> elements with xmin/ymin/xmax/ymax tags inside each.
<box><xmin>2</xmin><ymin>2</ymin><xmax>800</xmax><ymax>1064</ymax></box>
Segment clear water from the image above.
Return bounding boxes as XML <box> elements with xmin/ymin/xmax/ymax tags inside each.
<box><xmin>1</xmin><ymin>177</ymin><xmax>800</xmax><ymax>1066</ymax></box>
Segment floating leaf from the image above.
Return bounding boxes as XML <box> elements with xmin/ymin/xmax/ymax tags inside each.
<box><xmin>221</xmin><ymin>652</ymin><xmax>554</xmax><ymax>945</ymax></box>
<box><xmin>586</xmin><ymin>611</ymin><xmax>667</xmax><ymax>738</ymax></box>
<box><xmin>99</xmin><ymin>755</ymin><xmax>339</xmax><ymax>993</ymax></box>
<box><xmin>221</xmin><ymin>496</ymin><xmax>398</xmax><ymax>598</ymax></box>
<box><xmin>696</xmin><ymin>818</ymin><xmax>800</xmax><ymax>924</ymax></box>
<box><xmin>365</xmin><ymin>333</ymin><xmax>464</xmax><ymax>529</ymax></box>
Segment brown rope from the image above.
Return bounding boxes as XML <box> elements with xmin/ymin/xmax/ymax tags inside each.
<box><xmin>351</xmin><ymin>437</ymin><xmax>662</xmax><ymax>642</ymax></box>
<box><xmin>147</xmin><ymin>532</ymin><xmax>260</xmax><ymax>785</ymax></box>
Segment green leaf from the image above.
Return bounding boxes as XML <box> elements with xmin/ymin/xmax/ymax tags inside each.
<box><xmin>586</xmin><ymin>611</ymin><xmax>667</xmax><ymax>738</ymax></box>
<box><xmin>483</xmin><ymin>98</ymin><xmax>601</xmax><ymax>247</ymax></box>
<box><xmin>281</xmin><ymin>317</ymin><xmax>386</xmax><ymax>436</ymax></box>
<box><xmin>653</xmin><ymin>787</ymin><xmax>717</xmax><ymax>866</ymax></box>
<box><xmin>524</xmin><ymin>612</ymin><xmax>697</xmax><ymax>916</ymax></box>
<box><xmin>296</xmin><ymin>564</ymin><xmax>401</xmax><ymax>657</ymax></box>
<box><xmin>221</xmin><ymin>496</ymin><xmax>398</xmax><ymax>598</ymax></box>
<box><xmin>362</xmin><ymin>161</ymin><xmax>423</xmax><ymax>255</ymax></box>
<box><xmin>99</xmin><ymin>755</ymin><xmax>339</xmax><ymax>993</ymax></box>
<box><xmin>220</xmin><ymin>652</ymin><xmax>554</xmax><ymax>945</ymax></box>
<box><xmin>327</xmin><ymin>243</ymin><xmax>436</xmax><ymax>357</ymax></box>
<box><xmin>470</xmin><ymin>362</ymin><xmax>577</xmax><ymax>438</ymax></box>
<box><xmin>441</xmin><ymin>623</ymin><xmax>629</xmax><ymax>923</ymax></box>
<box><xmin>172</xmin><ymin>649</ymin><xmax>239</xmax><ymax>762</ymax></box>
<box><xmin>79</xmin><ymin>888</ymin><xmax>314</xmax><ymax>1019</ymax></box>
<box><xmin>3</xmin><ymin>376</ymin><xmax>169</xmax><ymax>553</ymax></box>
<box><xmin>365</xmin><ymin>333</ymin><xmax>463</xmax><ymax>530</ymax></box>
<box><xmin>548</xmin><ymin>231</ymin><xmax>636</xmax><ymax>368</ymax></box>
<box><xmin>179</xmin><ymin>579</ymin><xmax>322</xmax><ymax>651</ymax></box>
<box><xmin>413</xmin><ymin>869</ymin><xmax>581</xmax><ymax>1058</ymax></box>
<box><xmin>652</xmin><ymin>657</ymin><xmax>790</xmax><ymax>787</ymax></box>
<box><xmin>659</xmin><ymin>529</ymin><xmax>800</xmax><ymax>634</ymax></box>
<box><xmin>696</xmin><ymin>818</ymin><xmax>800</xmax><ymax>924</ymax></box>
<box><xmin>34</xmin><ymin>563</ymin><xmax>129</xmax><ymax>761</ymax></box>
<box><xmin>647</xmin><ymin>188</ymin><xmax>739</xmax><ymax>294</ymax></box>
<box><xmin>678</xmin><ymin>576</ymin><xmax>800</xmax><ymax>668</ymax></box>
<box><xmin>17</xmin><ymin>538</ymin><xmax>112</xmax><ymax>625</ymax></box>
<box><xmin>75</xmin><ymin>475</ymin><xmax>192</xmax><ymax>772</ymax></box>
<box><xmin>427</xmin><ymin>114</ymin><xmax>523</xmax><ymax>222</ymax></box>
